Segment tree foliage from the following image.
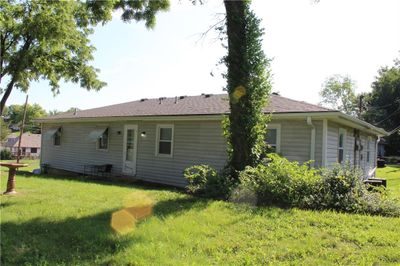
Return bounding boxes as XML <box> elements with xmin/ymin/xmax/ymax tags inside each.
<box><xmin>1</xmin><ymin>117</ymin><xmax>10</xmax><ymax>141</ymax></box>
<box><xmin>223</xmin><ymin>0</ymin><xmax>271</xmax><ymax>177</ymax></box>
<box><xmin>363</xmin><ymin>59</ymin><xmax>400</xmax><ymax>155</ymax></box>
<box><xmin>6</xmin><ymin>103</ymin><xmax>47</xmax><ymax>133</ymax></box>
<box><xmin>48</xmin><ymin>109</ymin><xmax>61</xmax><ymax>116</ymax></box>
<box><xmin>0</xmin><ymin>0</ymin><xmax>169</xmax><ymax>114</ymax></box>
<box><xmin>320</xmin><ymin>74</ymin><xmax>357</xmax><ymax>115</ymax></box>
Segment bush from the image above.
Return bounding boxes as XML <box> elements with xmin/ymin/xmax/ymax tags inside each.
<box><xmin>238</xmin><ymin>154</ymin><xmax>400</xmax><ymax>216</ymax></box>
<box><xmin>0</xmin><ymin>149</ymin><xmax>12</xmax><ymax>160</ymax></box>
<box><xmin>239</xmin><ymin>154</ymin><xmax>320</xmax><ymax>207</ymax></box>
<box><xmin>357</xmin><ymin>188</ymin><xmax>400</xmax><ymax>217</ymax></box>
<box><xmin>315</xmin><ymin>164</ymin><xmax>400</xmax><ymax>216</ymax></box>
<box><xmin>311</xmin><ymin>164</ymin><xmax>364</xmax><ymax>211</ymax></box>
<box><xmin>184</xmin><ymin>165</ymin><xmax>233</xmax><ymax>199</ymax></box>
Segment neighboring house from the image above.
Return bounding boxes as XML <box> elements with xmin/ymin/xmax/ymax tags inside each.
<box><xmin>3</xmin><ymin>133</ymin><xmax>41</xmax><ymax>158</ymax></box>
<box><xmin>36</xmin><ymin>94</ymin><xmax>388</xmax><ymax>187</ymax></box>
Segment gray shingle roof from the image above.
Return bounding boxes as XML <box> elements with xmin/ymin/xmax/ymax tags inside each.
<box><xmin>4</xmin><ymin>133</ymin><xmax>41</xmax><ymax>148</ymax></box>
<box><xmin>40</xmin><ymin>94</ymin><xmax>335</xmax><ymax>121</ymax></box>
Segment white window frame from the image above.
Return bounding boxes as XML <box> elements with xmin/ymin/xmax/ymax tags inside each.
<box><xmin>266</xmin><ymin>124</ymin><xmax>281</xmax><ymax>153</ymax></box>
<box><xmin>96</xmin><ymin>128</ymin><xmax>110</xmax><ymax>151</ymax></box>
<box><xmin>155</xmin><ymin>124</ymin><xmax>174</xmax><ymax>157</ymax></box>
<box><xmin>338</xmin><ymin>128</ymin><xmax>347</xmax><ymax>164</ymax></box>
<box><xmin>53</xmin><ymin>127</ymin><xmax>62</xmax><ymax>146</ymax></box>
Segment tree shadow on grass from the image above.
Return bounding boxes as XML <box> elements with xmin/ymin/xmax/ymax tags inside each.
<box><xmin>1</xmin><ymin>210</ymin><xmax>130</xmax><ymax>265</ymax></box>
<box><xmin>17</xmin><ymin>170</ymin><xmax>184</xmax><ymax>194</ymax></box>
<box><xmin>1</xmin><ymin>196</ymin><xmax>215</xmax><ymax>265</ymax></box>
<box><xmin>153</xmin><ymin>196</ymin><xmax>213</xmax><ymax>219</ymax></box>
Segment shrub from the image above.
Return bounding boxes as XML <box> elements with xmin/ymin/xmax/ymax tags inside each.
<box><xmin>357</xmin><ymin>188</ymin><xmax>400</xmax><ymax>217</ymax></box>
<box><xmin>312</xmin><ymin>164</ymin><xmax>365</xmax><ymax>212</ymax></box>
<box><xmin>0</xmin><ymin>149</ymin><xmax>12</xmax><ymax>160</ymax></box>
<box><xmin>239</xmin><ymin>154</ymin><xmax>320</xmax><ymax>207</ymax></box>
<box><xmin>238</xmin><ymin>154</ymin><xmax>400</xmax><ymax>216</ymax></box>
<box><xmin>184</xmin><ymin>165</ymin><xmax>233</xmax><ymax>199</ymax></box>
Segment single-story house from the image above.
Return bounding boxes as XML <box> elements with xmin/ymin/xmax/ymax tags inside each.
<box><xmin>3</xmin><ymin>132</ymin><xmax>41</xmax><ymax>158</ymax></box>
<box><xmin>36</xmin><ymin>94</ymin><xmax>388</xmax><ymax>187</ymax></box>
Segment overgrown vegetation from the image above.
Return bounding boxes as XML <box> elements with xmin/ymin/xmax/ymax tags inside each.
<box><xmin>184</xmin><ymin>165</ymin><xmax>232</xmax><ymax>199</ymax></box>
<box><xmin>238</xmin><ymin>154</ymin><xmax>320</xmax><ymax>208</ymax></box>
<box><xmin>185</xmin><ymin>154</ymin><xmax>400</xmax><ymax>217</ymax></box>
<box><xmin>223</xmin><ymin>1</ymin><xmax>272</xmax><ymax>176</ymax></box>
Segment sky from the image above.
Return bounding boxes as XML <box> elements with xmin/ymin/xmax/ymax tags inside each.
<box><xmin>5</xmin><ymin>0</ymin><xmax>400</xmax><ymax>112</ymax></box>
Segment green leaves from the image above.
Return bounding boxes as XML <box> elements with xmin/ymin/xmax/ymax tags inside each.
<box><xmin>0</xmin><ymin>1</ymin><xmax>106</xmax><ymax>106</ymax></box>
<box><xmin>363</xmin><ymin>57</ymin><xmax>400</xmax><ymax>155</ymax></box>
<box><xmin>319</xmin><ymin>74</ymin><xmax>357</xmax><ymax>115</ymax></box>
<box><xmin>6</xmin><ymin>103</ymin><xmax>47</xmax><ymax>132</ymax></box>
<box><xmin>223</xmin><ymin>1</ymin><xmax>272</xmax><ymax>175</ymax></box>
<box><xmin>0</xmin><ymin>0</ymin><xmax>170</xmax><ymax>113</ymax></box>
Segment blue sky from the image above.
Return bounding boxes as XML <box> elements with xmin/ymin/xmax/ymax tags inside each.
<box><xmin>6</xmin><ymin>0</ymin><xmax>400</xmax><ymax>112</ymax></box>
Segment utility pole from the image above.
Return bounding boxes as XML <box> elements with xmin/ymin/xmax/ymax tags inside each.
<box><xmin>358</xmin><ymin>95</ymin><xmax>364</xmax><ymax>118</ymax></box>
<box><xmin>16</xmin><ymin>95</ymin><xmax>28</xmax><ymax>163</ymax></box>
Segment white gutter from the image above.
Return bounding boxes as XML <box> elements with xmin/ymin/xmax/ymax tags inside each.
<box><xmin>306</xmin><ymin>116</ymin><xmax>315</xmax><ymax>166</ymax></box>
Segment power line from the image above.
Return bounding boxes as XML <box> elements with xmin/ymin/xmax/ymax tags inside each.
<box><xmin>375</xmin><ymin>105</ymin><xmax>400</xmax><ymax>125</ymax></box>
<box><xmin>366</xmin><ymin>100</ymin><xmax>400</xmax><ymax>110</ymax></box>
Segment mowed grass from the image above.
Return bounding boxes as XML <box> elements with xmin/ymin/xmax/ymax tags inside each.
<box><xmin>1</xmin><ymin>161</ymin><xmax>400</xmax><ymax>265</ymax></box>
<box><xmin>376</xmin><ymin>164</ymin><xmax>400</xmax><ymax>201</ymax></box>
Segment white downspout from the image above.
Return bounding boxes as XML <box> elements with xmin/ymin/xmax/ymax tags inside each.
<box><xmin>374</xmin><ymin>137</ymin><xmax>379</xmax><ymax>177</ymax></box>
<box><xmin>322</xmin><ymin>119</ymin><xmax>328</xmax><ymax>167</ymax></box>
<box><xmin>40</xmin><ymin>123</ymin><xmax>43</xmax><ymax>168</ymax></box>
<box><xmin>307</xmin><ymin>117</ymin><xmax>316</xmax><ymax>167</ymax></box>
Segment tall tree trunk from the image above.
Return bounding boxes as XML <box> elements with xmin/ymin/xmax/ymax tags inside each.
<box><xmin>223</xmin><ymin>0</ymin><xmax>271</xmax><ymax>178</ymax></box>
<box><xmin>1</xmin><ymin>77</ymin><xmax>16</xmax><ymax>115</ymax></box>
<box><xmin>224</xmin><ymin>0</ymin><xmax>250</xmax><ymax>173</ymax></box>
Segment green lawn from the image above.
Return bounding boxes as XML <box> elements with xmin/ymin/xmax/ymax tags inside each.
<box><xmin>1</xmin><ymin>161</ymin><xmax>400</xmax><ymax>265</ymax></box>
<box><xmin>376</xmin><ymin>164</ymin><xmax>400</xmax><ymax>201</ymax></box>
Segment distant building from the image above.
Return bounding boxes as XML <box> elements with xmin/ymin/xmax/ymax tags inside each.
<box><xmin>3</xmin><ymin>133</ymin><xmax>41</xmax><ymax>158</ymax></box>
<box><xmin>377</xmin><ymin>138</ymin><xmax>387</xmax><ymax>158</ymax></box>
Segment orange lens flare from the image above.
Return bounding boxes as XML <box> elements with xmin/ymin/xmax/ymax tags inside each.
<box><xmin>111</xmin><ymin>209</ymin><xmax>137</xmax><ymax>234</ymax></box>
<box><xmin>111</xmin><ymin>192</ymin><xmax>154</xmax><ymax>234</ymax></box>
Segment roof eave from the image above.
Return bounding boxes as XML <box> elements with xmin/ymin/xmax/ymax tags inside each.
<box><xmin>336</xmin><ymin>113</ymin><xmax>389</xmax><ymax>136</ymax></box>
<box><xmin>34</xmin><ymin>114</ymin><xmax>226</xmax><ymax>123</ymax></box>
<box><xmin>36</xmin><ymin>111</ymin><xmax>388</xmax><ymax>136</ymax></box>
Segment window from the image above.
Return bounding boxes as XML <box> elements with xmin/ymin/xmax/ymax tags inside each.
<box><xmin>31</xmin><ymin>148</ymin><xmax>38</xmax><ymax>153</ymax></box>
<box><xmin>366</xmin><ymin>137</ymin><xmax>371</xmax><ymax>162</ymax></box>
<box><xmin>265</xmin><ymin>124</ymin><xmax>281</xmax><ymax>153</ymax></box>
<box><xmin>156</xmin><ymin>125</ymin><xmax>174</xmax><ymax>157</ymax></box>
<box><xmin>54</xmin><ymin>127</ymin><xmax>62</xmax><ymax>146</ymax></box>
<box><xmin>338</xmin><ymin>128</ymin><xmax>346</xmax><ymax>163</ymax></box>
<box><xmin>98</xmin><ymin>128</ymin><xmax>109</xmax><ymax>150</ymax></box>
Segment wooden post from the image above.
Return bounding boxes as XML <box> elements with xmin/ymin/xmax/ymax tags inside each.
<box><xmin>16</xmin><ymin>95</ymin><xmax>28</xmax><ymax>163</ymax></box>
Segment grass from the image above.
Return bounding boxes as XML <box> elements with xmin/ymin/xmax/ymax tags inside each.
<box><xmin>1</xmin><ymin>161</ymin><xmax>400</xmax><ymax>265</ymax></box>
<box><xmin>376</xmin><ymin>164</ymin><xmax>400</xmax><ymax>201</ymax></box>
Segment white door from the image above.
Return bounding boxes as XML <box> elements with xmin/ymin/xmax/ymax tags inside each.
<box><xmin>122</xmin><ymin>125</ymin><xmax>138</xmax><ymax>175</ymax></box>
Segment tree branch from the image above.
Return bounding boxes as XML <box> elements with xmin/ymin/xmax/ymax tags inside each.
<box><xmin>0</xmin><ymin>36</ymin><xmax>32</xmax><ymax>114</ymax></box>
<box><xmin>196</xmin><ymin>17</ymin><xmax>226</xmax><ymax>43</ymax></box>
